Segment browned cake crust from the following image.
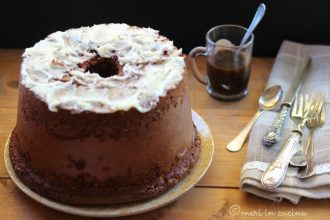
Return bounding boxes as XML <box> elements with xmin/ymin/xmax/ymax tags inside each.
<box><xmin>10</xmin><ymin>70</ymin><xmax>201</xmax><ymax>205</ymax></box>
<box><xmin>9</xmin><ymin>128</ymin><xmax>200</xmax><ymax>205</ymax></box>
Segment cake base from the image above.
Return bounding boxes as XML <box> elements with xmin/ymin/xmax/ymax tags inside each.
<box><xmin>9</xmin><ymin>129</ymin><xmax>200</xmax><ymax>205</ymax></box>
<box><xmin>4</xmin><ymin>110</ymin><xmax>214</xmax><ymax>217</ymax></box>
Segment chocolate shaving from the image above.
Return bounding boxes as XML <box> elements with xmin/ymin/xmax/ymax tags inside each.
<box><xmin>51</xmin><ymin>59</ymin><xmax>64</xmax><ymax>67</ymax></box>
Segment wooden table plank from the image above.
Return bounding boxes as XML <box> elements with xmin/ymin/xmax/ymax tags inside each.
<box><xmin>0</xmin><ymin>49</ymin><xmax>21</xmax><ymax>108</ymax></box>
<box><xmin>0</xmin><ymin>178</ymin><xmax>328</xmax><ymax>220</ymax></box>
<box><xmin>0</xmin><ymin>107</ymin><xmax>16</xmax><ymax>177</ymax></box>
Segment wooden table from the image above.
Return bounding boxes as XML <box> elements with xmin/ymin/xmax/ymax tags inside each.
<box><xmin>0</xmin><ymin>49</ymin><xmax>329</xmax><ymax>220</ymax></box>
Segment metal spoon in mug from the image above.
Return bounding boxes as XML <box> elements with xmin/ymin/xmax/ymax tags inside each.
<box><xmin>216</xmin><ymin>4</ymin><xmax>266</xmax><ymax>47</ymax></box>
<box><xmin>240</xmin><ymin>3</ymin><xmax>266</xmax><ymax>45</ymax></box>
<box><xmin>226</xmin><ymin>85</ymin><xmax>283</xmax><ymax>152</ymax></box>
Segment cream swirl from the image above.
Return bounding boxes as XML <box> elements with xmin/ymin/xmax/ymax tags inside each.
<box><xmin>21</xmin><ymin>23</ymin><xmax>185</xmax><ymax>113</ymax></box>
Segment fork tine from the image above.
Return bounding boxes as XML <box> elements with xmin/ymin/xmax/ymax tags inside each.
<box><xmin>308</xmin><ymin>93</ymin><xmax>318</xmax><ymax>114</ymax></box>
<box><xmin>311</xmin><ymin>93</ymin><xmax>319</xmax><ymax>115</ymax></box>
<box><xmin>292</xmin><ymin>94</ymin><xmax>298</xmax><ymax>116</ymax></box>
<box><xmin>311</xmin><ymin>93</ymin><xmax>317</xmax><ymax>112</ymax></box>
<box><xmin>313</xmin><ymin>92</ymin><xmax>323</xmax><ymax>116</ymax></box>
<box><xmin>299</xmin><ymin>94</ymin><xmax>304</xmax><ymax>116</ymax></box>
<box><xmin>308</xmin><ymin>91</ymin><xmax>324</xmax><ymax>118</ymax></box>
<box><xmin>298</xmin><ymin>94</ymin><xmax>302</xmax><ymax>116</ymax></box>
<box><xmin>317</xmin><ymin>97</ymin><xmax>324</xmax><ymax>117</ymax></box>
<box><xmin>319</xmin><ymin>92</ymin><xmax>325</xmax><ymax>112</ymax></box>
<box><xmin>321</xmin><ymin>105</ymin><xmax>326</xmax><ymax>122</ymax></box>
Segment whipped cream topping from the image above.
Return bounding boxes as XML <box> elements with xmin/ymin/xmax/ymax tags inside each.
<box><xmin>21</xmin><ymin>23</ymin><xmax>185</xmax><ymax>113</ymax></box>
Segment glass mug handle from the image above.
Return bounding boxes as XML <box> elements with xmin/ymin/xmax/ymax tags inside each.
<box><xmin>188</xmin><ymin>46</ymin><xmax>208</xmax><ymax>85</ymax></box>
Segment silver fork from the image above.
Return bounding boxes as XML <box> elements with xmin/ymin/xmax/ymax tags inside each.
<box><xmin>298</xmin><ymin>103</ymin><xmax>325</xmax><ymax>178</ymax></box>
<box><xmin>289</xmin><ymin>95</ymin><xmax>310</xmax><ymax>167</ymax></box>
<box><xmin>261</xmin><ymin>93</ymin><xmax>323</xmax><ymax>189</ymax></box>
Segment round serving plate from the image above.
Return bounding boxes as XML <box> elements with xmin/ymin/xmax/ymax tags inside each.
<box><xmin>4</xmin><ymin>110</ymin><xmax>214</xmax><ymax>217</ymax></box>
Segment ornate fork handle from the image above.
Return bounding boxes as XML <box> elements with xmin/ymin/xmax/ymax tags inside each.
<box><xmin>261</xmin><ymin>131</ymin><xmax>301</xmax><ymax>189</ymax></box>
<box><xmin>263</xmin><ymin>105</ymin><xmax>290</xmax><ymax>146</ymax></box>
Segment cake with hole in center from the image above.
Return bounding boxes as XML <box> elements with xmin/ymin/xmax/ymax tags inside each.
<box><xmin>9</xmin><ymin>23</ymin><xmax>201</xmax><ymax>205</ymax></box>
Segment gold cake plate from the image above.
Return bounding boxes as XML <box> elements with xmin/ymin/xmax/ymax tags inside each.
<box><xmin>4</xmin><ymin>110</ymin><xmax>214</xmax><ymax>217</ymax></box>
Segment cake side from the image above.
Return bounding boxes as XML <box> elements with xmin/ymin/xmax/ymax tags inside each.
<box><xmin>9</xmin><ymin>128</ymin><xmax>201</xmax><ymax>205</ymax></box>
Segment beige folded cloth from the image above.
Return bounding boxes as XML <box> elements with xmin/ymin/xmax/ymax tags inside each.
<box><xmin>240</xmin><ymin>40</ymin><xmax>330</xmax><ymax>204</ymax></box>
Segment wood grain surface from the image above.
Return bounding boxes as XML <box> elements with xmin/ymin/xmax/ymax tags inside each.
<box><xmin>0</xmin><ymin>49</ymin><xmax>328</xmax><ymax>219</ymax></box>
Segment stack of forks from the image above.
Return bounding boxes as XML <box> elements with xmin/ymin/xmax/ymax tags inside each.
<box><xmin>261</xmin><ymin>92</ymin><xmax>325</xmax><ymax>189</ymax></box>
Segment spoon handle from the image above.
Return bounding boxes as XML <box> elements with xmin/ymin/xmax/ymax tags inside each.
<box><xmin>226</xmin><ymin>110</ymin><xmax>264</xmax><ymax>152</ymax></box>
<box><xmin>240</xmin><ymin>3</ymin><xmax>266</xmax><ymax>46</ymax></box>
<box><xmin>263</xmin><ymin>105</ymin><xmax>290</xmax><ymax>146</ymax></box>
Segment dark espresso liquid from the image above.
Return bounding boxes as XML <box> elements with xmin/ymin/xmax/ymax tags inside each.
<box><xmin>207</xmin><ymin>49</ymin><xmax>250</xmax><ymax>97</ymax></box>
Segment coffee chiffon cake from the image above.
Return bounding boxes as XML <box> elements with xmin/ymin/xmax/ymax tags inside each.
<box><xmin>10</xmin><ymin>23</ymin><xmax>201</xmax><ymax>205</ymax></box>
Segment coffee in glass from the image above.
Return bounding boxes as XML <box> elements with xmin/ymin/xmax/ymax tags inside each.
<box><xmin>189</xmin><ymin>25</ymin><xmax>254</xmax><ymax>101</ymax></box>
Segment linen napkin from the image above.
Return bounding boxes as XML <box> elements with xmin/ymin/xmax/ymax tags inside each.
<box><xmin>240</xmin><ymin>40</ymin><xmax>330</xmax><ymax>204</ymax></box>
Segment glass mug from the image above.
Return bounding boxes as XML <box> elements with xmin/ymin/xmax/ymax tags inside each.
<box><xmin>188</xmin><ymin>25</ymin><xmax>254</xmax><ymax>101</ymax></box>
